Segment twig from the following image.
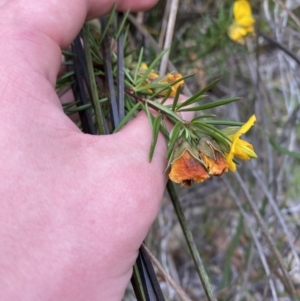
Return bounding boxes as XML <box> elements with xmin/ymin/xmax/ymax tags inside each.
<box><xmin>159</xmin><ymin>0</ymin><xmax>179</xmax><ymax>76</ymax></box>
<box><xmin>250</xmin><ymin>164</ymin><xmax>300</xmax><ymax>269</ymax></box>
<box><xmin>117</xmin><ymin>13</ymin><xmax>125</xmax><ymax>120</ymax></box>
<box><xmin>258</xmin><ymin>30</ymin><xmax>300</xmax><ymax>66</ymax></box>
<box><xmin>158</xmin><ymin>0</ymin><xmax>171</xmax><ymax>48</ymax></box>
<box><xmin>273</xmin><ymin>0</ymin><xmax>300</xmax><ymax>28</ymax></box>
<box><xmin>233</xmin><ymin>172</ymin><xmax>295</xmax><ymax>296</ymax></box>
<box><xmin>223</xmin><ymin>178</ymin><xmax>279</xmax><ymax>301</ymax></box>
<box><xmin>101</xmin><ymin>17</ymin><xmax>120</xmax><ymax>128</ymax></box>
<box><xmin>142</xmin><ymin>244</ymin><xmax>193</xmax><ymax>301</ymax></box>
<box><xmin>71</xmin><ymin>37</ymin><xmax>96</xmax><ymax>135</ymax></box>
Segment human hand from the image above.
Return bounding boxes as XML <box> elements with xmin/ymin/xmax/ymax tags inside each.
<box><xmin>0</xmin><ymin>1</ymin><xmax>185</xmax><ymax>300</ymax></box>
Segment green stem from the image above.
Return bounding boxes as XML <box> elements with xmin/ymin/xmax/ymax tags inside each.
<box><xmin>167</xmin><ymin>181</ymin><xmax>217</xmax><ymax>301</ymax></box>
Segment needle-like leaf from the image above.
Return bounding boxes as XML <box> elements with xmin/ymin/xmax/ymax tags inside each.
<box><xmin>149</xmin><ymin>114</ymin><xmax>162</xmax><ymax>162</ymax></box>
<box><xmin>177</xmin><ymin>97</ymin><xmax>239</xmax><ymax>112</ymax></box>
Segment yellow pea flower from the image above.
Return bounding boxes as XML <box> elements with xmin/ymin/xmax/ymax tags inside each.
<box><xmin>159</xmin><ymin>73</ymin><xmax>184</xmax><ymax>97</ymax></box>
<box><xmin>228</xmin><ymin>0</ymin><xmax>255</xmax><ymax>44</ymax></box>
<box><xmin>225</xmin><ymin>115</ymin><xmax>257</xmax><ymax>171</ymax></box>
<box><xmin>138</xmin><ymin>63</ymin><xmax>184</xmax><ymax>96</ymax></box>
<box><xmin>138</xmin><ymin>63</ymin><xmax>159</xmax><ymax>93</ymax></box>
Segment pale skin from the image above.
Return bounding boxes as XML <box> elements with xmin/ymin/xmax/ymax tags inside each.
<box><xmin>0</xmin><ymin>0</ymin><xmax>189</xmax><ymax>300</ymax></box>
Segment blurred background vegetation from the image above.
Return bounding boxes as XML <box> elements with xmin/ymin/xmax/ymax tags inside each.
<box><xmin>122</xmin><ymin>0</ymin><xmax>300</xmax><ymax>300</ymax></box>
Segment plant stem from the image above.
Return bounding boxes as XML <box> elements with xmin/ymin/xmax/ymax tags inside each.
<box><xmin>167</xmin><ymin>181</ymin><xmax>217</xmax><ymax>301</ymax></box>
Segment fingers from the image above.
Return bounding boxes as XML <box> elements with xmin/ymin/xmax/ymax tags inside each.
<box><xmin>1</xmin><ymin>0</ymin><xmax>158</xmax><ymax>49</ymax></box>
<box><xmin>87</xmin><ymin>0</ymin><xmax>159</xmax><ymax>19</ymax></box>
<box><xmin>0</xmin><ymin>0</ymin><xmax>158</xmax><ymax>91</ymax></box>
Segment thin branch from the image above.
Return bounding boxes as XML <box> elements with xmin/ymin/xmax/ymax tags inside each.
<box><xmin>101</xmin><ymin>17</ymin><xmax>120</xmax><ymax>128</ymax></box>
<box><xmin>273</xmin><ymin>0</ymin><xmax>300</xmax><ymax>28</ymax></box>
<box><xmin>250</xmin><ymin>164</ymin><xmax>300</xmax><ymax>269</ymax></box>
<box><xmin>258</xmin><ymin>31</ymin><xmax>300</xmax><ymax>66</ymax></box>
<box><xmin>223</xmin><ymin>178</ymin><xmax>279</xmax><ymax>301</ymax></box>
<box><xmin>117</xmin><ymin>13</ymin><xmax>125</xmax><ymax>120</ymax></box>
<box><xmin>158</xmin><ymin>0</ymin><xmax>171</xmax><ymax>48</ymax></box>
<box><xmin>167</xmin><ymin>181</ymin><xmax>218</xmax><ymax>301</ymax></box>
<box><xmin>159</xmin><ymin>0</ymin><xmax>179</xmax><ymax>76</ymax></box>
<box><xmin>142</xmin><ymin>244</ymin><xmax>193</xmax><ymax>301</ymax></box>
<box><xmin>233</xmin><ymin>172</ymin><xmax>295</xmax><ymax>296</ymax></box>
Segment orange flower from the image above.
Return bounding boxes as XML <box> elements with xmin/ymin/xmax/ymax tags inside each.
<box><xmin>197</xmin><ymin>137</ymin><xmax>229</xmax><ymax>176</ymax></box>
<box><xmin>159</xmin><ymin>73</ymin><xmax>184</xmax><ymax>97</ymax></box>
<box><xmin>138</xmin><ymin>63</ymin><xmax>159</xmax><ymax>93</ymax></box>
<box><xmin>138</xmin><ymin>64</ymin><xmax>184</xmax><ymax>96</ymax></box>
<box><xmin>169</xmin><ymin>142</ymin><xmax>209</xmax><ymax>187</ymax></box>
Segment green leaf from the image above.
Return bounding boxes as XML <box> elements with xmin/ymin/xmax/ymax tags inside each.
<box><xmin>158</xmin><ymin>89</ymin><xmax>172</xmax><ymax>104</ymax></box>
<box><xmin>135</xmin><ymin>48</ymin><xmax>169</xmax><ymax>89</ymax></box>
<box><xmin>149</xmin><ymin>114</ymin><xmax>162</xmax><ymax>162</ymax></box>
<box><xmin>171</xmin><ymin>83</ymin><xmax>182</xmax><ymax>112</ymax></box>
<box><xmin>65</xmin><ymin>104</ymin><xmax>91</xmax><ymax>115</ymax></box>
<box><xmin>62</xmin><ymin>50</ymin><xmax>75</xmax><ymax>57</ymax></box>
<box><xmin>159</xmin><ymin>123</ymin><xmax>169</xmax><ymax>139</ymax></box>
<box><xmin>146</xmin><ymin>100</ymin><xmax>183</xmax><ymax>123</ymax></box>
<box><xmin>177</xmin><ymin>86</ymin><xmax>208</xmax><ymax>111</ymax></box>
<box><xmin>184</xmin><ymin>128</ymin><xmax>190</xmax><ymax>140</ymax></box>
<box><xmin>166</xmin><ymin>122</ymin><xmax>182</xmax><ymax>159</ymax></box>
<box><xmin>269</xmin><ymin>136</ymin><xmax>300</xmax><ymax>159</ymax></box>
<box><xmin>191</xmin><ymin>114</ymin><xmax>216</xmax><ymax>121</ymax></box>
<box><xmin>135</xmin><ymin>82</ymin><xmax>169</xmax><ymax>92</ymax></box>
<box><xmin>114</xmin><ymin>11</ymin><xmax>130</xmax><ymax>41</ymax></box>
<box><xmin>56</xmin><ymin>71</ymin><xmax>75</xmax><ymax>82</ymax></box>
<box><xmin>123</xmin><ymin>24</ymin><xmax>130</xmax><ymax>47</ymax></box>
<box><xmin>113</xmin><ymin>102</ymin><xmax>141</xmax><ymax>133</ymax></box>
<box><xmin>83</xmin><ymin>25</ymin><xmax>106</xmax><ymax>135</ymax></box>
<box><xmin>144</xmin><ymin>102</ymin><xmax>154</xmax><ymax>130</ymax></box>
<box><xmin>177</xmin><ymin>97</ymin><xmax>239</xmax><ymax>112</ymax></box>
<box><xmin>124</xmin><ymin>68</ymin><xmax>134</xmax><ymax>86</ymax></box>
<box><xmin>176</xmin><ymin>94</ymin><xmax>207</xmax><ymax>110</ymax></box>
<box><xmin>191</xmin><ymin>122</ymin><xmax>231</xmax><ymax>143</ymax></box>
<box><xmin>195</xmin><ymin>78</ymin><xmax>221</xmax><ymax>95</ymax></box>
<box><xmin>133</xmin><ymin>48</ymin><xmax>144</xmax><ymax>83</ymax></box>
<box><xmin>199</xmin><ymin>120</ymin><xmax>244</xmax><ymax>126</ymax></box>
<box><xmin>62</xmin><ymin>99</ymin><xmax>79</xmax><ymax>110</ymax></box>
<box><xmin>149</xmin><ymin>73</ymin><xmax>191</xmax><ymax>100</ymax></box>
<box><xmin>64</xmin><ymin>99</ymin><xmax>108</xmax><ymax>115</ymax></box>
<box><xmin>98</xmin><ymin>4</ymin><xmax>117</xmax><ymax>46</ymax></box>
<box><xmin>131</xmin><ymin>264</ymin><xmax>147</xmax><ymax>301</ymax></box>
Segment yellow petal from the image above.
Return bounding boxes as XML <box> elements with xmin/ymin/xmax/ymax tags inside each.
<box><xmin>228</xmin><ymin>24</ymin><xmax>247</xmax><ymax>44</ymax></box>
<box><xmin>234</xmin><ymin>0</ymin><xmax>253</xmax><ymax>22</ymax></box>
<box><xmin>234</xmin><ymin>140</ymin><xmax>257</xmax><ymax>160</ymax></box>
<box><xmin>140</xmin><ymin>63</ymin><xmax>148</xmax><ymax>69</ymax></box>
<box><xmin>225</xmin><ymin>115</ymin><xmax>257</xmax><ymax>171</ymax></box>
<box><xmin>226</xmin><ymin>151</ymin><xmax>236</xmax><ymax>172</ymax></box>
<box><xmin>245</xmin><ymin>25</ymin><xmax>255</xmax><ymax>33</ymax></box>
<box><xmin>237</xmin><ymin>16</ymin><xmax>255</xmax><ymax>27</ymax></box>
<box><xmin>232</xmin><ymin>114</ymin><xmax>256</xmax><ymax>141</ymax></box>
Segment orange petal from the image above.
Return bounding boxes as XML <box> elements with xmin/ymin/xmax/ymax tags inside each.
<box><xmin>201</xmin><ymin>152</ymin><xmax>229</xmax><ymax>176</ymax></box>
<box><xmin>169</xmin><ymin>150</ymin><xmax>209</xmax><ymax>184</ymax></box>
